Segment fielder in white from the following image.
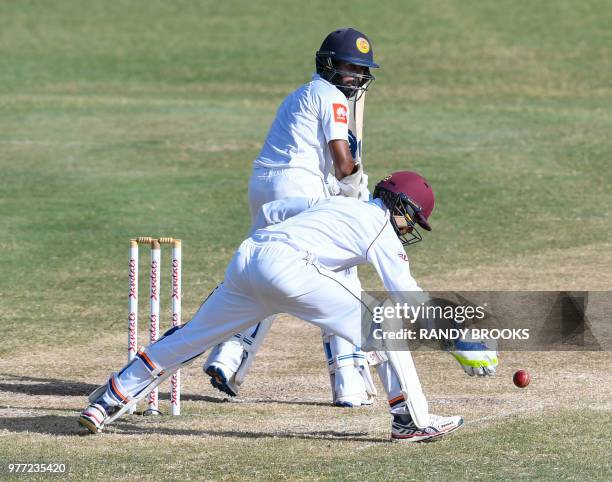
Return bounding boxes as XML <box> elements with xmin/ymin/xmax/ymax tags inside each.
<box><xmin>79</xmin><ymin>171</ymin><xmax>498</xmax><ymax>442</ymax></box>
<box><xmin>203</xmin><ymin>27</ymin><xmax>380</xmax><ymax>407</ymax></box>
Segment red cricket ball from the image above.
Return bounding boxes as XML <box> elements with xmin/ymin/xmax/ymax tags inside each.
<box><xmin>513</xmin><ymin>369</ymin><xmax>531</xmax><ymax>388</ymax></box>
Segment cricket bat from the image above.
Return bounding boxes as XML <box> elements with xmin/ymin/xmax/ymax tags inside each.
<box><xmin>348</xmin><ymin>92</ymin><xmax>368</xmax><ymax>199</ymax></box>
<box><xmin>348</xmin><ymin>92</ymin><xmax>366</xmax><ymax>164</ymax></box>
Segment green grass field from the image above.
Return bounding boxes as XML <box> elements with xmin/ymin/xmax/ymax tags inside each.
<box><xmin>1</xmin><ymin>1</ymin><xmax>611</xmax><ymax>480</ymax></box>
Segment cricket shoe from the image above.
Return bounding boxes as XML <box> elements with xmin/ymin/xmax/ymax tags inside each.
<box><xmin>334</xmin><ymin>395</ymin><xmax>375</xmax><ymax>408</ymax></box>
<box><xmin>205</xmin><ymin>364</ymin><xmax>238</xmax><ymax>397</ymax></box>
<box><xmin>391</xmin><ymin>413</ymin><xmax>464</xmax><ymax>442</ymax></box>
<box><xmin>78</xmin><ymin>402</ymin><xmax>113</xmax><ymax>434</ymax></box>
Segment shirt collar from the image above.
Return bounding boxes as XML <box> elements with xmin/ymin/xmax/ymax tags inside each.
<box><xmin>312</xmin><ymin>73</ymin><xmax>334</xmax><ymax>87</ymax></box>
<box><xmin>370</xmin><ymin>197</ymin><xmax>388</xmax><ymax>214</ymax></box>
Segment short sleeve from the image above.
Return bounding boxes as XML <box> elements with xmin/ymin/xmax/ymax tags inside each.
<box><xmin>318</xmin><ymin>88</ymin><xmax>349</xmax><ymax>143</ymax></box>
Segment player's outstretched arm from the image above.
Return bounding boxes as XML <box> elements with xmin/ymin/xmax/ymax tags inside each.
<box><xmin>450</xmin><ymin>339</ymin><xmax>498</xmax><ymax>377</ymax></box>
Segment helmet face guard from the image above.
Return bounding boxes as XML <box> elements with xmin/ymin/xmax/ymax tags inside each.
<box><xmin>316</xmin><ymin>53</ymin><xmax>375</xmax><ymax>100</ymax></box>
<box><xmin>374</xmin><ymin>187</ymin><xmax>425</xmax><ymax>245</ymax></box>
<box><xmin>392</xmin><ymin>193</ymin><xmax>425</xmax><ymax>246</ymax></box>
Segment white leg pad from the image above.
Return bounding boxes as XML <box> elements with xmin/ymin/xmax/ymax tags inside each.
<box><xmin>323</xmin><ymin>333</ymin><xmax>373</xmax><ymax>404</ymax></box>
<box><xmin>385</xmin><ymin>349</ymin><xmax>430</xmax><ymax>429</ymax></box>
<box><xmin>88</xmin><ymin>384</ymin><xmax>108</xmax><ymax>404</ymax></box>
<box><xmin>103</xmin><ymin>356</ymin><xmax>198</xmax><ymax>425</ymax></box>
<box><xmin>104</xmin><ymin>371</ymin><xmax>137</xmax><ymax>406</ymax></box>
<box><xmin>234</xmin><ymin>317</ymin><xmax>274</xmax><ymax>385</ymax></box>
<box><xmin>359</xmin><ymin>361</ymin><xmax>377</xmax><ymax>399</ymax></box>
<box><xmin>135</xmin><ymin>348</ymin><xmax>166</xmax><ymax>377</ymax></box>
<box><xmin>366</xmin><ymin>350</ymin><xmax>388</xmax><ymax>367</ymax></box>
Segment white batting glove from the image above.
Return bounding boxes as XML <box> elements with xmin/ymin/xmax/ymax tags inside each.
<box><xmin>358</xmin><ymin>171</ymin><xmax>370</xmax><ymax>200</ymax></box>
<box><xmin>327</xmin><ymin>168</ymin><xmax>370</xmax><ymax>200</ymax></box>
<box><xmin>450</xmin><ymin>339</ymin><xmax>498</xmax><ymax>377</ymax></box>
<box><xmin>337</xmin><ymin>164</ymin><xmax>363</xmax><ymax>198</ymax></box>
<box><xmin>325</xmin><ymin>174</ymin><xmax>341</xmax><ymax>196</ymax></box>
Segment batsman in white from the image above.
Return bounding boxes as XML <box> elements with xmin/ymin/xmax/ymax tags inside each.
<box><xmin>202</xmin><ymin>27</ymin><xmax>380</xmax><ymax>407</ymax></box>
<box><xmin>79</xmin><ymin>171</ymin><xmax>498</xmax><ymax>442</ymax></box>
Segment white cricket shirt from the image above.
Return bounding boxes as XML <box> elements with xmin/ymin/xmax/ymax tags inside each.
<box><xmin>253</xmin><ymin>74</ymin><xmax>349</xmax><ymax>179</ymax></box>
<box><xmin>251</xmin><ymin>197</ymin><xmax>423</xmax><ymax>294</ymax></box>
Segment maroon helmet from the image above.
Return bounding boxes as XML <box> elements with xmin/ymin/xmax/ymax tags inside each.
<box><xmin>373</xmin><ymin>171</ymin><xmax>435</xmax><ymax>245</ymax></box>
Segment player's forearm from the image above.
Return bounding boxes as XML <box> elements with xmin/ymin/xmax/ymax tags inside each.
<box><xmin>329</xmin><ymin>139</ymin><xmax>356</xmax><ymax>179</ymax></box>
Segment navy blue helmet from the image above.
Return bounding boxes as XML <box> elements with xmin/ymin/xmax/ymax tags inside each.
<box><xmin>316</xmin><ymin>28</ymin><xmax>379</xmax><ymax>99</ymax></box>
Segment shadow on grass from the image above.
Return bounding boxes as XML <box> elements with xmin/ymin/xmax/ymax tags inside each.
<box><xmin>0</xmin><ymin>373</ymin><xmax>221</xmax><ymax>403</ymax></box>
<box><xmin>115</xmin><ymin>420</ymin><xmax>384</xmax><ymax>443</ymax></box>
<box><xmin>0</xmin><ymin>415</ymin><xmax>84</xmax><ymax>436</ymax></box>
<box><xmin>0</xmin><ymin>414</ymin><xmax>386</xmax><ymax>443</ymax></box>
<box><xmin>0</xmin><ymin>373</ymin><xmax>98</xmax><ymax>397</ymax></box>
<box><xmin>0</xmin><ymin>373</ymin><xmax>332</xmax><ymax>407</ymax></box>
<box><xmin>241</xmin><ymin>398</ymin><xmax>331</xmax><ymax>407</ymax></box>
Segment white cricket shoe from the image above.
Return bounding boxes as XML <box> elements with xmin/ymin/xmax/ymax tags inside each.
<box><xmin>78</xmin><ymin>403</ymin><xmax>110</xmax><ymax>434</ymax></box>
<box><xmin>334</xmin><ymin>394</ymin><xmax>375</xmax><ymax>408</ymax></box>
<box><xmin>391</xmin><ymin>413</ymin><xmax>464</xmax><ymax>442</ymax></box>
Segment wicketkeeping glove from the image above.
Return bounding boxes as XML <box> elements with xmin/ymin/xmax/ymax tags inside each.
<box><xmin>450</xmin><ymin>339</ymin><xmax>498</xmax><ymax>377</ymax></box>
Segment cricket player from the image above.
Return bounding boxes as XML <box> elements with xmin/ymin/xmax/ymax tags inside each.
<box><xmin>203</xmin><ymin>27</ymin><xmax>380</xmax><ymax>407</ymax></box>
<box><xmin>79</xmin><ymin>171</ymin><xmax>498</xmax><ymax>442</ymax></box>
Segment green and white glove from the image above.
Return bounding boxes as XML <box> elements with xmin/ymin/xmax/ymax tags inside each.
<box><xmin>450</xmin><ymin>339</ymin><xmax>498</xmax><ymax>377</ymax></box>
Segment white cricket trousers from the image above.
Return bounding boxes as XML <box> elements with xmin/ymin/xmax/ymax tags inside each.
<box><xmin>206</xmin><ymin>166</ymin><xmax>332</xmax><ymax>363</ymax></box>
<box><xmin>134</xmin><ymin>240</ymin><xmax>364</xmax><ymax>379</ymax></box>
<box><xmin>248</xmin><ymin>167</ymin><xmax>330</xmax><ymax>219</ymax></box>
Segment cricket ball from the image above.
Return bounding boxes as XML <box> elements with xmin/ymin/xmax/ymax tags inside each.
<box><xmin>513</xmin><ymin>369</ymin><xmax>531</xmax><ymax>388</ymax></box>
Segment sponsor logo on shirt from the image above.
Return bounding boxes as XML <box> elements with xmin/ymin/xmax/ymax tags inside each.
<box><xmin>333</xmin><ymin>103</ymin><xmax>348</xmax><ymax>124</ymax></box>
<box><xmin>398</xmin><ymin>253</ymin><xmax>409</xmax><ymax>262</ymax></box>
